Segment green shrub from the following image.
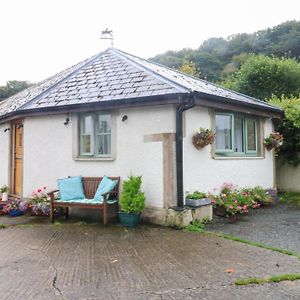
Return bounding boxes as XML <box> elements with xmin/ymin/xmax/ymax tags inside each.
<box><xmin>120</xmin><ymin>175</ymin><xmax>146</xmax><ymax>214</ymax></box>
<box><xmin>186</xmin><ymin>191</ymin><xmax>207</xmax><ymax>199</ymax></box>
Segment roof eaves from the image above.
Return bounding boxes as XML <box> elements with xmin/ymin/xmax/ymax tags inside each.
<box><xmin>0</xmin><ymin>93</ymin><xmax>185</xmax><ymax>124</ymax></box>
<box><xmin>193</xmin><ymin>91</ymin><xmax>283</xmax><ymax>115</ymax></box>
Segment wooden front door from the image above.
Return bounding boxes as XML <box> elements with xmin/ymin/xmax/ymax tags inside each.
<box><xmin>13</xmin><ymin>121</ymin><xmax>23</xmax><ymax>196</ymax></box>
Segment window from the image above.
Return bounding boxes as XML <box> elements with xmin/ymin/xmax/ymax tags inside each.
<box><xmin>215</xmin><ymin>113</ymin><xmax>259</xmax><ymax>156</ymax></box>
<box><xmin>79</xmin><ymin>113</ymin><xmax>112</xmax><ymax>157</ymax></box>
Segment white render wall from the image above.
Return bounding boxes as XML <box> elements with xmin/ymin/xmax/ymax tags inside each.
<box><xmin>277</xmin><ymin>162</ymin><xmax>300</xmax><ymax>192</ymax></box>
<box><xmin>183</xmin><ymin>106</ymin><xmax>275</xmax><ymax>195</ymax></box>
<box><xmin>22</xmin><ymin>105</ymin><xmax>175</xmax><ymax>208</ymax></box>
<box><xmin>0</xmin><ymin>123</ymin><xmax>10</xmax><ymax>187</ymax></box>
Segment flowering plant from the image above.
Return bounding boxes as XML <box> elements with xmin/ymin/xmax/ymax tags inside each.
<box><xmin>209</xmin><ymin>183</ymin><xmax>263</xmax><ymax>217</ymax></box>
<box><xmin>3</xmin><ymin>199</ymin><xmax>28</xmax><ymax>213</ymax></box>
<box><xmin>264</xmin><ymin>131</ymin><xmax>283</xmax><ymax>150</ymax></box>
<box><xmin>192</xmin><ymin>128</ymin><xmax>215</xmax><ymax>149</ymax></box>
<box><xmin>30</xmin><ymin>187</ymin><xmax>50</xmax><ymax>216</ymax></box>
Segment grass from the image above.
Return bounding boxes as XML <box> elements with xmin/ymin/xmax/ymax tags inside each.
<box><xmin>184</xmin><ymin>220</ymin><xmax>205</xmax><ymax>232</ymax></box>
<box><xmin>206</xmin><ymin>231</ymin><xmax>300</xmax><ymax>261</ymax></box>
<box><xmin>280</xmin><ymin>192</ymin><xmax>300</xmax><ymax>207</ymax></box>
<box><xmin>235</xmin><ymin>273</ymin><xmax>300</xmax><ymax>285</ymax></box>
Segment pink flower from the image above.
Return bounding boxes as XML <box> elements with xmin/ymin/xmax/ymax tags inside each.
<box><xmin>37</xmin><ymin>189</ymin><xmax>42</xmax><ymax>193</ymax></box>
<box><xmin>43</xmin><ymin>186</ymin><xmax>47</xmax><ymax>190</ymax></box>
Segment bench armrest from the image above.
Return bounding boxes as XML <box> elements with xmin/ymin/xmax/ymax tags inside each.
<box><xmin>48</xmin><ymin>190</ymin><xmax>59</xmax><ymax>204</ymax></box>
<box><xmin>47</xmin><ymin>190</ymin><xmax>59</xmax><ymax>196</ymax></box>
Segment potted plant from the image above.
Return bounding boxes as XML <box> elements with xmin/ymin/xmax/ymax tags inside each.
<box><xmin>264</xmin><ymin>131</ymin><xmax>283</xmax><ymax>151</ymax></box>
<box><xmin>118</xmin><ymin>175</ymin><xmax>145</xmax><ymax>227</ymax></box>
<box><xmin>185</xmin><ymin>191</ymin><xmax>211</xmax><ymax>207</ymax></box>
<box><xmin>30</xmin><ymin>187</ymin><xmax>51</xmax><ymax>216</ymax></box>
<box><xmin>192</xmin><ymin>128</ymin><xmax>215</xmax><ymax>150</ymax></box>
<box><xmin>0</xmin><ymin>185</ymin><xmax>9</xmax><ymax>202</ymax></box>
<box><xmin>2</xmin><ymin>199</ymin><xmax>28</xmax><ymax>217</ymax></box>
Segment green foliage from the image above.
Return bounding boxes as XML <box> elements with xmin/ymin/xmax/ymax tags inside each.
<box><xmin>0</xmin><ymin>80</ymin><xmax>31</xmax><ymax>101</ymax></box>
<box><xmin>120</xmin><ymin>175</ymin><xmax>145</xmax><ymax>214</ymax></box>
<box><xmin>0</xmin><ymin>185</ymin><xmax>9</xmax><ymax>193</ymax></box>
<box><xmin>223</xmin><ymin>55</ymin><xmax>300</xmax><ymax>100</ymax></box>
<box><xmin>280</xmin><ymin>192</ymin><xmax>300</xmax><ymax>207</ymax></box>
<box><xmin>184</xmin><ymin>220</ymin><xmax>205</xmax><ymax>232</ymax></box>
<box><xmin>150</xmin><ymin>20</ymin><xmax>300</xmax><ymax>83</ymax></box>
<box><xmin>0</xmin><ymin>224</ymin><xmax>6</xmax><ymax>229</ymax></box>
<box><xmin>178</xmin><ymin>59</ymin><xmax>199</xmax><ymax>77</ymax></box>
<box><xmin>186</xmin><ymin>191</ymin><xmax>207</xmax><ymax>200</ymax></box>
<box><xmin>269</xmin><ymin>96</ymin><xmax>300</xmax><ymax>165</ymax></box>
<box><xmin>211</xmin><ymin>232</ymin><xmax>300</xmax><ymax>260</ymax></box>
<box><xmin>235</xmin><ymin>274</ymin><xmax>300</xmax><ymax>286</ymax></box>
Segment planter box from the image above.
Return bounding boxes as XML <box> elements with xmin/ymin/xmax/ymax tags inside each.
<box><xmin>186</xmin><ymin>198</ymin><xmax>211</xmax><ymax>207</ymax></box>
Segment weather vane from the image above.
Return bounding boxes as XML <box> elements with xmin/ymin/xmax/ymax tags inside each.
<box><xmin>100</xmin><ymin>28</ymin><xmax>114</xmax><ymax>47</ymax></box>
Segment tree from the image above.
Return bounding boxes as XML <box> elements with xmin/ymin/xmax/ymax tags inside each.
<box><xmin>178</xmin><ymin>59</ymin><xmax>199</xmax><ymax>77</ymax></box>
<box><xmin>0</xmin><ymin>80</ymin><xmax>31</xmax><ymax>101</ymax></box>
<box><xmin>150</xmin><ymin>20</ymin><xmax>300</xmax><ymax>83</ymax></box>
<box><xmin>269</xmin><ymin>96</ymin><xmax>300</xmax><ymax>166</ymax></box>
<box><xmin>223</xmin><ymin>55</ymin><xmax>300</xmax><ymax>100</ymax></box>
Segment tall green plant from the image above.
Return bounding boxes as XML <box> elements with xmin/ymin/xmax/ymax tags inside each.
<box><xmin>269</xmin><ymin>95</ymin><xmax>300</xmax><ymax>166</ymax></box>
<box><xmin>120</xmin><ymin>176</ymin><xmax>145</xmax><ymax>214</ymax></box>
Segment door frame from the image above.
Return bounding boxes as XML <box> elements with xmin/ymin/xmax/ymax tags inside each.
<box><xmin>10</xmin><ymin>119</ymin><xmax>24</xmax><ymax>197</ymax></box>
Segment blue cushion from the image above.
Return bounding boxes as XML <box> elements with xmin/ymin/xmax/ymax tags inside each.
<box><xmin>93</xmin><ymin>176</ymin><xmax>117</xmax><ymax>202</ymax></box>
<box><xmin>57</xmin><ymin>176</ymin><xmax>85</xmax><ymax>201</ymax></box>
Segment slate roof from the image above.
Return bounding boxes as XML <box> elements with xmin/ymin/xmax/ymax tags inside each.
<box><xmin>0</xmin><ymin>47</ymin><xmax>282</xmax><ymax>119</ymax></box>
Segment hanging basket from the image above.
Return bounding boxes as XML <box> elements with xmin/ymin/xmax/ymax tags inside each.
<box><xmin>265</xmin><ymin>144</ymin><xmax>274</xmax><ymax>151</ymax></box>
<box><xmin>192</xmin><ymin>129</ymin><xmax>215</xmax><ymax>150</ymax></box>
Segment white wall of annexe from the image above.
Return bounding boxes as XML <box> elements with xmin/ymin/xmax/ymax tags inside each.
<box><xmin>0</xmin><ymin>103</ymin><xmax>276</xmax><ymax>212</ymax></box>
<box><xmin>22</xmin><ymin>105</ymin><xmax>176</xmax><ymax>208</ymax></box>
<box><xmin>0</xmin><ymin>123</ymin><xmax>10</xmax><ymax>186</ymax></box>
<box><xmin>183</xmin><ymin>106</ymin><xmax>275</xmax><ymax>195</ymax></box>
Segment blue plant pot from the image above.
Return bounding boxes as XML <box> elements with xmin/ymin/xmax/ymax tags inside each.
<box><xmin>8</xmin><ymin>209</ymin><xmax>24</xmax><ymax>217</ymax></box>
<box><xmin>118</xmin><ymin>212</ymin><xmax>140</xmax><ymax>227</ymax></box>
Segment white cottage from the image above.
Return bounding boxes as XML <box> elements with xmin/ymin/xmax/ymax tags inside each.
<box><xmin>0</xmin><ymin>48</ymin><xmax>282</xmax><ymax>224</ymax></box>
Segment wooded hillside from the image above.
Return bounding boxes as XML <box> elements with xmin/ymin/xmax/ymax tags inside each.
<box><xmin>150</xmin><ymin>20</ymin><xmax>300</xmax><ymax>82</ymax></box>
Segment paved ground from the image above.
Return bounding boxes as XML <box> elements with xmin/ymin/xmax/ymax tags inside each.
<box><xmin>0</xmin><ymin>215</ymin><xmax>299</xmax><ymax>299</ymax></box>
<box><xmin>206</xmin><ymin>203</ymin><xmax>300</xmax><ymax>253</ymax></box>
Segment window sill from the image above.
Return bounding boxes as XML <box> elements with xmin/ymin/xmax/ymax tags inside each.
<box><xmin>212</xmin><ymin>156</ymin><xmax>265</xmax><ymax>160</ymax></box>
<box><xmin>73</xmin><ymin>156</ymin><xmax>115</xmax><ymax>162</ymax></box>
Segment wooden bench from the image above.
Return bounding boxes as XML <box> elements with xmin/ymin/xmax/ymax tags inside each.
<box><xmin>48</xmin><ymin>176</ymin><xmax>120</xmax><ymax>225</ymax></box>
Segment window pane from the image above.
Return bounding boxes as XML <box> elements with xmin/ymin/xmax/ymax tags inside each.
<box><xmin>80</xmin><ymin>115</ymin><xmax>94</xmax><ymax>155</ymax></box>
<box><xmin>96</xmin><ymin>114</ymin><xmax>111</xmax><ymax>155</ymax></box>
<box><xmin>247</xmin><ymin>119</ymin><xmax>256</xmax><ymax>151</ymax></box>
<box><xmin>234</xmin><ymin>116</ymin><xmax>244</xmax><ymax>152</ymax></box>
<box><xmin>82</xmin><ymin>115</ymin><xmax>93</xmax><ymax>134</ymax></box>
<box><xmin>216</xmin><ymin>115</ymin><xmax>232</xmax><ymax>150</ymax></box>
<box><xmin>81</xmin><ymin>135</ymin><xmax>92</xmax><ymax>153</ymax></box>
<box><xmin>96</xmin><ymin>134</ymin><xmax>111</xmax><ymax>155</ymax></box>
<box><xmin>97</xmin><ymin>114</ymin><xmax>111</xmax><ymax>134</ymax></box>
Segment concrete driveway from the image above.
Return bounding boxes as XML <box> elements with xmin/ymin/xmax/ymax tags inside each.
<box><xmin>0</xmin><ymin>216</ymin><xmax>299</xmax><ymax>299</ymax></box>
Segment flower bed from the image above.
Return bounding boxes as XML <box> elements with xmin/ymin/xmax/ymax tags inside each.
<box><xmin>209</xmin><ymin>183</ymin><xmax>277</xmax><ymax>219</ymax></box>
